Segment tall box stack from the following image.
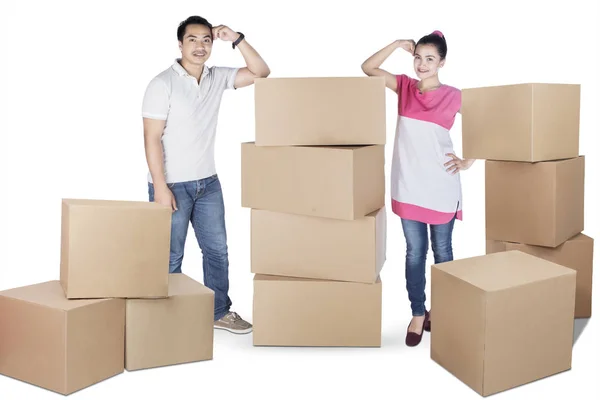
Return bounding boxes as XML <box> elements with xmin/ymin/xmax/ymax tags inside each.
<box><xmin>0</xmin><ymin>199</ymin><xmax>215</xmax><ymax>395</ymax></box>
<box><xmin>461</xmin><ymin>82</ymin><xmax>593</xmax><ymax>319</ymax></box>
<box><xmin>429</xmin><ymin>82</ymin><xmax>591</xmax><ymax>397</ymax></box>
<box><xmin>242</xmin><ymin>77</ymin><xmax>387</xmax><ymax>347</ymax></box>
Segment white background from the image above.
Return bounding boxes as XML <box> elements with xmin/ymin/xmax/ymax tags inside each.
<box><xmin>1</xmin><ymin>0</ymin><xmax>599</xmax><ymax>399</ymax></box>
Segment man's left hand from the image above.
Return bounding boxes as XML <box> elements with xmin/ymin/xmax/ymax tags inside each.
<box><xmin>212</xmin><ymin>25</ymin><xmax>240</xmax><ymax>42</ymax></box>
<box><xmin>444</xmin><ymin>153</ymin><xmax>475</xmax><ymax>175</ymax></box>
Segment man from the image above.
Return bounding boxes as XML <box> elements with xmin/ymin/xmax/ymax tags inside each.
<box><xmin>141</xmin><ymin>16</ymin><xmax>270</xmax><ymax>334</ymax></box>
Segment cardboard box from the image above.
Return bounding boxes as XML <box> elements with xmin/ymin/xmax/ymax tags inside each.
<box><xmin>0</xmin><ymin>281</ymin><xmax>125</xmax><ymax>395</ymax></box>
<box><xmin>485</xmin><ymin>157</ymin><xmax>584</xmax><ymax>247</ymax></box>
<box><xmin>253</xmin><ymin>275</ymin><xmax>382</xmax><ymax>347</ymax></box>
<box><xmin>251</xmin><ymin>207</ymin><xmax>386</xmax><ymax>283</ymax></box>
<box><xmin>254</xmin><ymin>77</ymin><xmax>386</xmax><ymax>146</ymax></box>
<box><xmin>125</xmin><ymin>274</ymin><xmax>214</xmax><ymax>371</ymax></box>
<box><xmin>61</xmin><ymin>198</ymin><xmax>172</xmax><ymax>298</ymax></box>
<box><xmin>431</xmin><ymin>251</ymin><xmax>576</xmax><ymax>397</ymax></box>
<box><xmin>486</xmin><ymin>234</ymin><xmax>594</xmax><ymax>318</ymax></box>
<box><xmin>241</xmin><ymin>143</ymin><xmax>385</xmax><ymax>220</ymax></box>
<box><xmin>462</xmin><ymin>83</ymin><xmax>580</xmax><ymax>162</ymax></box>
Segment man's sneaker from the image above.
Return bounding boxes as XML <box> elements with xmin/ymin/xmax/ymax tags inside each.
<box><xmin>214</xmin><ymin>311</ymin><xmax>253</xmax><ymax>334</ymax></box>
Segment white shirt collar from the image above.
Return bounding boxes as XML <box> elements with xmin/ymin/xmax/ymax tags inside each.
<box><xmin>171</xmin><ymin>58</ymin><xmax>209</xmax><ymax>78</ymax></box>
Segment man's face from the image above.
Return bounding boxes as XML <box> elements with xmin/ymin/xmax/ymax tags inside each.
<box><xmin>178</xmin><ymin>24</ymin><xmax>213</xmax><ymax>65</ymax></box>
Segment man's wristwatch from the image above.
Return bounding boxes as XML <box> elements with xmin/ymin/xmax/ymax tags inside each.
<box><xmin>232</xmin><ymin>32</ymin><xmax>245</xmax><ymax>49</ymax></box>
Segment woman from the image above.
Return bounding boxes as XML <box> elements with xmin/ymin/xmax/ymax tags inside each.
<box><xmin>361</xmin><ymin>31</ymin><xmax>474</xmax><ymax>347</ymax></box>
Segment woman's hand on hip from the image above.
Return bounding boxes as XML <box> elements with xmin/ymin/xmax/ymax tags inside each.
<box><xmin>444</xmin><ymin>154</ymin><xmax>475</xmax><ymax>175</ymax></box>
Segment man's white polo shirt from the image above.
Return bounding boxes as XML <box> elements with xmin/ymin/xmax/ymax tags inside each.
<box><xmin>142</xmin><ymin>59</ymin><xmax>238</xmax><ymax>184</ymax></box>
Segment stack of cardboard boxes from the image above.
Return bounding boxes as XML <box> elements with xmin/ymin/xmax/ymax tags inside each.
<box><xmin>0</xmin><ymin>199</ymin><xmax>215</xmax><ymax>395</ymax></box>
<box><xmin>429</xmin><ymin>83</ymin><xmax>594</xmax><ymax>397</ymax></box>
<box><xmin>242</xmin><ymin>76</ymin><xmax>388</xmax><ymax>347</ymax></box>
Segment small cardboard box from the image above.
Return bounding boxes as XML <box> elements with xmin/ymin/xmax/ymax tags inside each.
<box><xmin>254</xmin><ymin>77</ymin><xmax>386</xmax><ymax>146</ymax></box>
<box><xmin>462</xmin><ymin>83</ymin><xmax>580</xmax><ymax>162</ymax></box>
<box><xmin>487</xmin><ymin>233</ymin><xmax>594</xmax><ymax>318</ymax></box>
<box><xmin>125</xmin><ymin>274</ymin><xmax>214</xmax><ymax>371</ymax></box>
<box><xmin>60</xmin><ymin>198</ymin><xmax>172</xmax><ymax>298</ymax></box>
<box><xmin>485</xmin><ymin>157</ymin><xmax>584</xmax><ymax>247</ymax></box>
<box><xmin>431</xmin><ymin>251</ymin><xmax>576</xmax><ymax>397</ymax></box>
<box><xmin>253</xmin><ymin>275</ymin><xmax>382</xmax><ymax>347</ymax></box>
<box><xmin>241</xmin><ymin>143</ymin><xmax>384</xmax><ymax>220</ymax></box>
<box><xmin>251</xmin><ymin>207</ymin><xmax>386</xmax><ymax>283</ymax></box>
<box><xmin>0</xmin><ymin>281</ymin><xmax>125</xmax><ymax>395</ymax></box>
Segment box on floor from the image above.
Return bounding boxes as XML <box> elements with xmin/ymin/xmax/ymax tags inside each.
<box><xmin>253</xmin><ymin>274</ymin><xmax>382</xmax><ymax>347</ymax></box>
<box><xmin>431</xmin><ymin>250</ymin><xmax>576</xmax><ymax>397</ymax></box>
<box><xmin>126</xmin><ymin>274</ymin><xmax>214</xmax><ymax>371</ymax></box>
<box><xmin>487</xmin><ymin>233</ymin><xmax>594</xmax><ymax>318</ymax></box>
<box><xmin>0</xmin><ymin>281</ymin><xmax>125</xmax><ymax>395</ymax></box>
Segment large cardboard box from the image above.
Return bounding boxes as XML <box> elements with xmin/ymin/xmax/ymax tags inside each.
<box><xmin>125</xmin><ymin>274</ymin><xmax>214</xmax><ymax>371</ymax></box>
<box><xmin>486</xmin><ymin>234</ymin><xmax>594</xmax><ymax>318</ymax></box>
<box><xmin>241</xmin><ymin>143</ymin><xmax>385</xmax><ymax>220</ymax></box>
<box><xmin>431</xmin><ymin>251</ymin><xmax>576</xmax><ymax>397</ymax></box>
<box><xmin>0</xmin><ymin>281</ymin><xmax>125</xmax><ymax>395</ymax></box>
<box><xmin>251</xmin><ymin>207</ymin><xmax>386</xmax><ymax>283</ymax></box>
<box><xmin>254</xmin><ymin>77</ymin><xmax>386</xmax><ymax>146</ymax></box>
<box><xmin>461</xmin><ymin>83</ymin><xmax>580</xmax><ymax>162</ymax></box>
<box><xmin>485</xmin><ymin>157</ymin><xmax>584</xmax><ymax>247</ymax></box>
<box><xmin>61</xmin><ymin>198</ymin><xmax>172</xmax><ymax>299</ymax></box>
<box><xmin>253</xmin><ymin>275</ymin><xmax>381</xmax><ymax>347</ymax></box>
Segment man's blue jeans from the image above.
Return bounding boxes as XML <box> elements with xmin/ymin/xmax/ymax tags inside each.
<box><xmin>400</xmin><ymin>215</ymin><xmax>456</xmax><ymax>316</ymax></box>
<box><xmin>149</xmin><ymin>174</ymin><xmax>231</xmax><ymax>320</ymax></box>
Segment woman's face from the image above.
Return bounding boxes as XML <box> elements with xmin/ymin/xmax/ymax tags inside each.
<box><xmin>413</xmin><ymin>44</ymin><xmax>445</xmax><ymax>80</ymax></box>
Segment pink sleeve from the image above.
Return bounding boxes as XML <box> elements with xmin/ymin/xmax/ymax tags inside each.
<box><xmin>396</xmin><ymin>74</ymin><xmax>410</xmax><ymax>94</ymax></box>
<box><xmin>396</xmin><ymin>74</ymin><xmax>412</xmax><ymax>115</ymax></box>
<box><xmin>454</xmin><ymin>89</ymin><xmax>462</xmax><ymax>113</ymax></box>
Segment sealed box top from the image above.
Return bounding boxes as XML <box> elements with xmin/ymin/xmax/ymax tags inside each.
<box><xmin>434</xmin><ymin>250</ymin><xmax>576</xmax><ymax>292</ymax></box>
<box><xmin>167</xmin><ymin>274</ymin><xmax>214</xmax><ymax>297</ymax></box>
<box><xmin>254</xmin><ymin>274</ymin><xmax>382</xmax><ymax>285</ymax></box>
<box><xmin>486</xmin><ymin>155</ymin><xmax>583</xmax><ymax>169</ymax></box>
<box><xmin>462</xmin><ymin>82</ymin><xmax>580</xmax><ymax>92</ymax></box>
<box><xmin>62</xmin><ymin>198</ymin><xmax>171</xmax><ymax>210</ymax></box>
<box><xmin>0</xmin><ymin>281</ymin><xmax>109</xmax><ymax>310</ymax></box>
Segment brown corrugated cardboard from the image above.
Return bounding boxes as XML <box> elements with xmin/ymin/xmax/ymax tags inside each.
<box><xmin>125</xmin><ymin>274</ymin><xmax>214</xmax><ymax>371</ymax></box>
<box><xmin>486</xmin><ymin>234</ymin><xmax>594</xmax><ymax>318</ymax></box>
<box><xmin>0</xmin><ymin>281</ymin><xmax>125</xmax><ymax>395</ymax></box>
<box><xmin>253</xmin><ymin>274</ymin><xmax>382</xmax><ymax>347</ymax></box>
<box><xmin>61</xmin><ymin>198</ymin><xmax>172</xmax><ymax>299</ymax></box>
<box><xmin>461</xmin><ymin>83</ymin><xmax>580</xmax><ymax>162</ymax></box>
<box><xmin>254</xmin><ymin>77</ymin><xmax>386</xmax><ymax>146</ymax></box>
<box><xmin>241</xmin><ymin>142</ymin><xmax>385</xmax><ymax>220</ymax></box>
<box><xmin>251</xmin><ymin>207</ymin><xmax>386</xmax><ymax>283</ymax></box>
<box><xmin>485</xmin><ymin>157</ymin><xmax>584</xmax><ymax>247</ymax></box>
<box><xmin>431</xmin><ymin>251</ymin><xmax>576</xmax><ymax>397</ymax></box>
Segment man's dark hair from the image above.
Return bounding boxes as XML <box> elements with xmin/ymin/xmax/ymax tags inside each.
<box><xmin>177</xmin><ymin>16</ymin><xmax>213</xmax><ymax>42</ymax></box>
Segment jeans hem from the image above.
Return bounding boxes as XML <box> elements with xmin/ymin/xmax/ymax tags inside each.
<box><xmin>214</xmin><ymin>307</ymin><xmax>230</xmax><ymax>321</ymax></box>
<box><xmin>411</xmin><ymin>306</ymin><xmax>426</xmax><ymax>317</ymax></box>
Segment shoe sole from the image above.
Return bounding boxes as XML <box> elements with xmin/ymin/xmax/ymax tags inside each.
<box><xmin>214</xmin><ymin>325</ymin><xmax>253</xmax><ymax>335</ymax></box>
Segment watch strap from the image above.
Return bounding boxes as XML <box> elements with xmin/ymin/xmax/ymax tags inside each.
<box><xmin>232</xmin><ymin>32</ymin><xmax>245</xmax><ymax>49</ymax></box>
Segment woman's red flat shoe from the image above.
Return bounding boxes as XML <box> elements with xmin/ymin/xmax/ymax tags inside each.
<box><xmin>405</xmin><ymin>311</ymin><xmax>430</xmax><ymax>347</ymax></box>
